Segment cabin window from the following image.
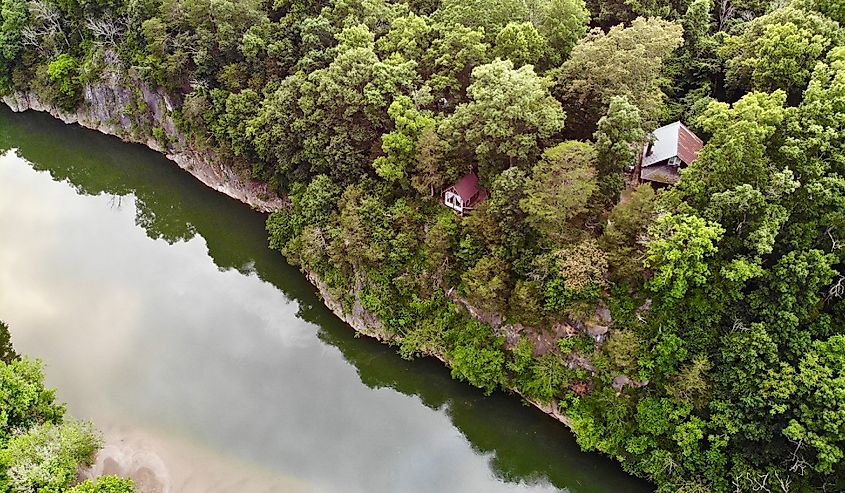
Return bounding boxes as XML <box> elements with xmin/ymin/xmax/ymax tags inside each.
<box><xmin>667</xmin><ymin>156</ymin><xmax>681</xmax><ymax>167</ymax></box>
<box><xmin>445</xmin><ymin>191</ymin><xmax>462</xmax><ymax>209</ymax></box>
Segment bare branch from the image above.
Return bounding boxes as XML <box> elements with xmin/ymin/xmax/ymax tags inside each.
<box><xmin>826</xmin><ymin>276</ymin><xmax>844</xmax><ymax>302</ymax></box>
<box><xmin>787</xmin><ymin>439</ymin><xmax>810</xmax><ymax>475</ymax></box>
<box><xmin>85</xmin><ymin>15</ymin><xmax>126</xmax><ymax>48</ymax></box>
<box><xmin>23</xmin><ymin>0</ymin><xmax>68</xmax><ymax>56</ymax></box>
<box><xmin>773</xmin><ymin>471</ymin><xmax>791</xmax><ymax>493</ymax></box>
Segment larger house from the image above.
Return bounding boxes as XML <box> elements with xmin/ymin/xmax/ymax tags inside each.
<box><xmin>443</xmin><ymin>171</ymin><xmax>488</xmax><ymax>215</ymax></box>
<box><xmin>639</xmin><ymin>121</ymin><xmax>704</xmax><ymax>185</ymax></box>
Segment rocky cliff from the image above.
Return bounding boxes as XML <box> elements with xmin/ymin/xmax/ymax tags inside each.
<box><xmin>2</xmin><ymin>65</ymin><xmax>283</xmax><ymax>212</ymax></box>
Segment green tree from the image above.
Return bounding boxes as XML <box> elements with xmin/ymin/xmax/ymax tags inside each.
<box><xmin>544</xmin><ymin>238</ymin><xmax>608</xmax><ymax>313</ymax></box>
<box><xmin>423</xmin><ymin>24</ymin><xmax>490</xmax><ymax>99</ymax></box>
<box><xmin>553</xmin><ymin>17</ymin><xmax>683</xmax><ymax>137</ymax></box>
<box><xmin>797</xmin><ymin>0</ymin><xmax>845</xmax><ymax>24</ymax></box>
<box><xmin>0</xmin><ymin>421</ymin><xmax>101</xmax><ymax>493</ymax></box>
<box><xmin>213</xmin><ymin>89</ymin><xmax>262</xmax><ymax>163</ymax></box>
<box><xmin>0</xmin><ymin>0</ymin><xmax>27</xmax><ymax>93</ymax></box>
<box><xmin>0</xmin><ymin>358</ymin><xmax>65</xmax><ymax>441</ymax></box>
<box><xmin>47</xmin><ymin>54</ymin><xmax>82</xmax><ymax>110</ymax></box>
<box><xmin>446</xmin><ymin>320</ymin><xmax>506</xmax><ymax>394</ymax></box>
<box><xmin>600</xmin><ymin>183</ymin><xmax>656</xmax><ymax>284</ymax></box>
<box><xmin>0</xmin><ymin>321</ymin><xmax>17</xmax><ymax>364</ymax></box>
<box><xmin>461</xmin><ymin>255</ymin><xmax>512</xmax><ymax>314</ymax></box>
<box><xmin>493</xmin><ymin>22</ymin><xmax>544</xmax><ymax>68</ymax></box>
<box><xmin>721</xmin><ymin>6</ymin><xmax>842</xmax><ymax>98</ymax></box>
<box><xmin>675</xmin><ymin>90</ymin><xmax>788</xmax><ymax>208</ymax></box>
<box><xmin>507</xmin><ymin>279</ymin><xmax>544</xmax><ymax>326</ymax></box>
<box><xmin>521</xmin><ymin>141</ymin><xmax>597</xmax><ymax>241</ymax></box>
<box><xmin>487</xmin><ymin>166</ymin><xmax>533</xmax><ymax>262</ymax></box>
<box><xmin>410</xmin><ymin>126</ymin><xmax>448</xmax><ymax>196</ymax></box>
<box><xmin>535</xmin><ymin>0</ymin><xmax>590</xmax><ymax>67</ymax></box>
<box><xmin>252</xmin><ymin>24</ymin><xmax>404</xmax><ymax>184</ymax></box>
<box><xmin>375</xmin><ymin>12</ymin><xmax>432</xmax><ymax>62</ymax></box>
<box><xmin>433</xmin><ymin>0</ymin><xmax>530</xmax><ymax>43</ymax></box>
<box><xmin>68</xmin><ymin>476</ymin><xmax>135</xmax><ymax>493</ymax></box>
<box><xmin>783</xmin><ymin>335</ymin><xmax>845</xmax><ymax>474</ymax></box>
<box><xmin>593</xmin><ymin>95</ymin><xmax>645</xmax><ymax>203</ymax></box>
<box><xmin>645</xmin><ymin>213</ymin><xmax>724</xmax><ymax>299</ymax></box>
<box><xmin>373</xmin><ymin>96</ymin><xmax>436</xmax><ymax>184</ymax></box>
<box><xmin>441</xmin><ymin>59</ymin><xmax>566</xmax><ymax>178</ymax></box>
<box><xmin>586</xmin><ymin>0</ymin><xmax>694</xmax><ymax>26</ymax></box>
<box><xmin>299</xmin><ymin>174</ymin><xmax>341</xmax><ymax>227</ymax></box>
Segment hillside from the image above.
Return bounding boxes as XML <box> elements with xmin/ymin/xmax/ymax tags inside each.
<box><xmin>1</xmin><ymin>0</ymin><xmax>844</xmax><ymax>491</ymax></box>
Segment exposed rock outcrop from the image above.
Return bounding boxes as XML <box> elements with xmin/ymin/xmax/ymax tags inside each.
<box><xmin>306</xmin><ymin>273</ymin><xmax>393</xmax><ymax>342</ymax></box>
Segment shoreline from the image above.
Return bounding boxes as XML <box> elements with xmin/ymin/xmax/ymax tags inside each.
<box><xmin>78</xmin><ymin>421</ymin><xmax>317</xmax><ymax>493</ymax></box>
<box><xmin>3</xmin><ymin>91</ymin><xmax>574</xmax><ymax>440</ymax></box>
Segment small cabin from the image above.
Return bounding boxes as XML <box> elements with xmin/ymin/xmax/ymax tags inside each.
<box><xmin>639</xmin><ymin>121</ymin><xmax>704</xmax><ymax>186</ymax></box>
<box><xmin>443</xmin><ymin>171</ymin><xmax>488</xmax><ymax>215</ymax></box>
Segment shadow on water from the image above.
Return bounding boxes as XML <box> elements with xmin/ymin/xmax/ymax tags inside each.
<box><xmin>0</xmin><ymin>106</ymin><xmax>652</xmax><ymax>493</ymax></box>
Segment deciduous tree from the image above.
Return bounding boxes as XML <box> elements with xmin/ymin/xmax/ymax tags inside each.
<box><xmin>521</xmin><ymin>141</ymin><xmax>597</xmax><ymax>241</ymax></box>
<box><xmin>553</xmin><ymin>17</ymin><xmax>683</xmax><ymax>138</ymax></box>
<box><xmin>441</xmin><ymin>59</ymin><xmax>565</xmax><ymax>178</ymax></box>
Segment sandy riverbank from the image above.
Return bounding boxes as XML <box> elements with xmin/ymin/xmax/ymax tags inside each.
<box><xmin>79</xmin><ymin>422</ymin><xmax>320</xmax><ymax>493</ymax></box>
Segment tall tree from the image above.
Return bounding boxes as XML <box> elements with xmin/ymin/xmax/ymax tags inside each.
<box><xmin>493</xmin><ymin>21</ymin><xmax>544</xmax><ymax>68</ymax></box>
<box><xmin>673</xmin><ymin>90</ymin><xmax>788</xmax><ymax>208</ymax></box>
<box><xmin>593</xmin><ymin>95</ymin><xmax>645</xmax><ymax>203</ymax></box>
<box><xmin>600</xmin><ymin>183</ymin><xmax>656</xmax><ymax>284</ymax></box>
<box><xmin>440</xmin><ymin>58</ymin><xmax>566</xmax><ymax>179</ymax></box>
<box><xmin>373</xmin><ymin>95</ymin><xmax>436</xmax><ymax>184</ymax></box>
<box><xmin>520</xmin><ymin>140</ymin><xmax>597</xmax><ymax>241</ymax></box>
<box><xmin>721</xmin><ymin>6</ymin><xmax>842</xmax><ymax>99</ymax></box>
<box><xmin>0</xmin><ymin>0</ymin><xmax>26</xmax><ymax>93</ymax></box>
<box><xmin>553</xmin><ymin>17</ymin><xmax>684</xmax><ymax>138</ymax></box>
<box><xmin>535</xmin><ymin>0</ymin><xmax>590</xmax><ymax>67</ymax></box>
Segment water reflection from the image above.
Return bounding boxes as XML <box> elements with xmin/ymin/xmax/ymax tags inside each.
<box><xmin>0</xmin><ymin>107</ymin><xmax>651</xmax><ymax>493</ymax></box>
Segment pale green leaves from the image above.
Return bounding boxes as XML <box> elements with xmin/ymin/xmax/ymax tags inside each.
<box><xmin>783</xmin><ymin>335</ymin><xmax>845</xmax><ymax>473</ymax></box>
<box><xmin>373</xmin><ymin>96</ymin><xmax>435</xmax><ymax>183</ymax></box>
<box><xmin>553</xmin><ymin>17</ymin><xmax>683</xmax><ymax>135</ymax></box>
<box><xmin>646</xmin><ymin>213</ymin><xmax>724</xmax><ymax>299</ymax></box>
<box><xmin>493</xmin><ymin>22</ymin><xmax>544</xmax><ymax>67</ymax></box>
<box><xmin>3</xmin><ymin>421</ymin><xmax>102</xmax><ymax>493</ymax></box>
<box><xmin>721</xmin><ymin>6</ymin><xmax>843</xmax><ymax>96</ymax></box>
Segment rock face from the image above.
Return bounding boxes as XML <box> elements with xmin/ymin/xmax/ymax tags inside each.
<box><xmin>306</xmin><ymin>272</ymin><xmax>393</xmax><ymax>342</ymax></box>
<box><xmin>2</xmin><ymin>66</ymin><xmax>284</xmax><ymax>212</ymax></box>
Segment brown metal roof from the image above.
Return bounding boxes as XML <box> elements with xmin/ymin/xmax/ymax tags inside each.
<box><xmin>641</xmin><ymin>121</ymin><xmax>705</xmax><ymax>168</ymax></box>
<box><xmin>677</xmin><ymin>123</ymin><xmax>704</xmax><ymax>166</ymax></box>
<box><xmin>451</xmin><ymin>171</ymin><xmax>482</xmax><ymax>202</ymax></box>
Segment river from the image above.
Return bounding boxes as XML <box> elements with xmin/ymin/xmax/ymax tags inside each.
<box><xmin>0</xmin><ymin>106</ymin><xmax>651</xmax><ymax>493</ymax></box>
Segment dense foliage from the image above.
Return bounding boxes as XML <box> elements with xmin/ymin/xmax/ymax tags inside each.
<box><xmin>0</xmin><ymin>322</ymin><xmax>134</xmax><ymax>493</ymax></box>
<box><xmin>1</xmin><ymin>0</ymin><xmax>844</xmax><ymax>491</ymax></box>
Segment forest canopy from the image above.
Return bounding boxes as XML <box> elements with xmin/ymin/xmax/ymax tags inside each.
<box><xmin>1</xmin><ymin>0</ymin><xmax>844</xmax><ymax>491</ymax></box>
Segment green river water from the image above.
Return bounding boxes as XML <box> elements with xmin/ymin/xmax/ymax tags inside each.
<box><xmin>0</xmin><ymin>106</ymin><xmax>651</xmax><ymax>493</ymax></box>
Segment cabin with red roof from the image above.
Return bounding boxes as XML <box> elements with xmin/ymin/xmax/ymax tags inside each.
<box><xmin>639</xmin><ymin>121</ymin><xmax>704</xmax><ymax>185</ymax></box>
<box><xmin>443</xmin><ymin>171</ymin><xmax>488</xmax><ymax>215</ymax></box>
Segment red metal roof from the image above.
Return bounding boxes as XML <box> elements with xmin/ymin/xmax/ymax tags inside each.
<box><xmin>677</xmin><ymin>123</ymin><xmax>704</xmax><ymax>166</ymax></box>
<box><xmin>451</xmin><ymin>171</ymin><xmax>482</xmax><ymax>202</ymax></box>
<box><xmin>641</xmin><ymin>122</ymin><xmax>705</xmax><ymax>168</ymax></box>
